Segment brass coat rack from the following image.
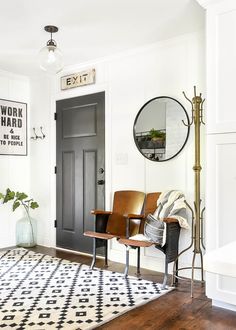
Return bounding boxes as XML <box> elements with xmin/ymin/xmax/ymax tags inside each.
<box><xmin>172</xmin><ymin>86</ymin><xmax>205</xmax><ymax>297</ymax></box>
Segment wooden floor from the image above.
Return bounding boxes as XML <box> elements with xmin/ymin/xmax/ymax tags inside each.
<box><xmin>23</xmin><ymin>246</ymin><xmax>236</xmax><ymax>329</ymax></box>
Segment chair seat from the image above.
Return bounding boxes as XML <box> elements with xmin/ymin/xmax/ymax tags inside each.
<box><xmin>84</xmin><ymin>231</ymin><xmax>116</xmax><ymax>240</ymax></box>
<box><xmin>119</xmin><ymin>237</ymin><xmax>154</xmax><ymax>248</ymax></box>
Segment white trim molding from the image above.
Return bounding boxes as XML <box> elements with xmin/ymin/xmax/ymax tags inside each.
<box><xmin>196</xmin><ymin>0</ymin><xmax>230</xmax><ymax>9</ymax></box>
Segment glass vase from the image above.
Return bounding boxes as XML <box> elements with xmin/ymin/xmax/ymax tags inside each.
<box><xmin>16</xmin><ymin>214</ymin><xmax>37</xmax><ymax>247</ymax></box>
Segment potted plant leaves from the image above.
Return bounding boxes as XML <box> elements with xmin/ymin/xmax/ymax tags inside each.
<box><xmin>149</xmin><ymin>128</ymin><xmax>166</xmax><ymax>147</ymax></box>
<box><xmin>0</xmin><ymin>188</ymin><xmax>39</xmax><ymax>247</ymax></box>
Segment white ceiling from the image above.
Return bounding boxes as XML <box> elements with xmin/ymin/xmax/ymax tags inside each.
<box><xmin>0</xmin><ymin>0</ymin><xmax>205</xmax><ymax>76</ymax></box>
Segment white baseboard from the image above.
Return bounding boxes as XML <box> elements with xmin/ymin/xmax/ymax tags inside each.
<box><xmin>38</xmin><ymin>244</ymin><xmax>105</xmax><ymax>260</ymax></box>
<box><xmin>55</xmin><ymin>246</ymin><xmax>105</xmax><ymax>260</ymax></box>
<box><xmin>212</xmin><ymin>300</ymin><xmax>236</xmax><ymax>312</ymax></box>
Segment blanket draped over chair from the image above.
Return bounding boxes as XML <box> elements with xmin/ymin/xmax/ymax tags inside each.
<box><xmin>153</xmin><ymin>190</ymin><xmax>189</xmax><ymax>229</ymax></box>
<box><xmin>130</xmin><ymin>190</ymin><xmax>189</xmax><ymax>247</ymax></box>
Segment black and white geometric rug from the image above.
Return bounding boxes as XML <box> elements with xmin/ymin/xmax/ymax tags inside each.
<box><xmin>0</xmin><ymin>248</ymin><xmax>173</xmax><ymax>329</ymax></box>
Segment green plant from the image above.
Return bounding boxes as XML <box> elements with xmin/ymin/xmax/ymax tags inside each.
<box><xmin>0</xmin><ymin>188</ymin><xmax>39</xmax><ymax>214</ymax></box>
<box><xmin>0</xmin><ymin>188</ymin><xmax>39</xmax><ymax>246</ymax></box>
<box><xmin>149</xmin><ymin>128</ymin><xmax>166</xmax><ymax>140</ymax></box>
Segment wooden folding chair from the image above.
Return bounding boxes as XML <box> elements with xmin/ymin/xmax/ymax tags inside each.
<box><xmin>119</xmin><ymin>192</ymin><xmax>181</xmax><ymax>289</ymax></box>
<box><xmin>84</xmin><ymin>190</ymin><xmax>145</xmax><ymax>269</ymax></box>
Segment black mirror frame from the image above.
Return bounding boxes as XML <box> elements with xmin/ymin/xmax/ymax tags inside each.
<box><xmin>133</xmin><ymin>96</ymin><xmax>190</xmax><ymax>162</ymax></box>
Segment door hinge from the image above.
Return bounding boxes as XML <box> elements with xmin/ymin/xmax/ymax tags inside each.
<box><xmin>54</xmin><ymin>166</ymin><xmax>57</xmax><ymax>174</ymax></box>
<box><xmin>54</xmin><ymin>220</ymin><xmax>57</xmax><ymax>228</ymax></box>
<box><xmin>54</xmin><ymin>112</ymin><xmax>57</xmax><ymax>120</ymax></box>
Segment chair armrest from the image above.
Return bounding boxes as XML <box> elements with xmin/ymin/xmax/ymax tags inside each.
<box><xmin>91</xmin><ymin>209</ymin><xmax>112</xmax><ymax>215</ymax></box>
<box><xmin>127</xmin><ymin>214</ymin><xmax>145</xmax><ymax>220</ymax></box>
<box><xmin>163</xmin><ymin>217</ymin><xmax>179</xmax><ymax>223</ymax></box>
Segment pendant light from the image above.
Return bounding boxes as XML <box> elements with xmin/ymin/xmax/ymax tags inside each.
<box><xmin>39</xmin><ymin>25</ymin><xmax>64</xmax><ymax>74</ymax></box>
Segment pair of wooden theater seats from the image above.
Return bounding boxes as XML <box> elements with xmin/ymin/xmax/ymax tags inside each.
<box><xmin>84</xmin><ymin>190</ymin><xmax>180</xmax><ymax>288</ymax></box>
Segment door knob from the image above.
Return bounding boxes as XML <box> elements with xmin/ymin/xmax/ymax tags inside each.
<box><xmin>98</xmin><ymin>168</ymin><xmax>104</xmax><ymax>174</ymax></box>
<box><xmin>97</xmin><ymin>179</ymin><xmax>105</xmax><ymax>185</ymax></box>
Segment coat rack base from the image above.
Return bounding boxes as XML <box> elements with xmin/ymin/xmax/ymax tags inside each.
<box><xmin>172</xmin><ymin>247</ymin><xmax>205</xmax><ymax>297</ymax></box>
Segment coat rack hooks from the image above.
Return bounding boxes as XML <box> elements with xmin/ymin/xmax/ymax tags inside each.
<box><xmin>30</xmin><ymin>126</ymin><xmax>46</xmax><ymax>140</ymax></box>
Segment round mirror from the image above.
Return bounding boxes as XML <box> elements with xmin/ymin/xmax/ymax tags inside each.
<box><xmin>134</xmin><ymin>96</ymin><xmax>190</xmax><ymax>162</ymax></box>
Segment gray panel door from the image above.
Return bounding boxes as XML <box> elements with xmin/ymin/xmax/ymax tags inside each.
<box><xmin>56</xmin><ymin>92</ymin><xmax>105</xmax><ymax>253</ymax></box>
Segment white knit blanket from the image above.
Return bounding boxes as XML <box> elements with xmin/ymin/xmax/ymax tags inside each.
<box><xmin>153</xmin><ymin>190</ymin><xmax>189</xmax><ymax>229</ymax></box>
<box><xmin>129</xmin><ymin>190</ymin><xmax>189</xmax><ymax>247</ymax></box>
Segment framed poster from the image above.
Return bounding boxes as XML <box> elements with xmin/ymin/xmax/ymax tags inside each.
<box><xmin>0</xmin><ymin>98</ymin><xmax>27</xmax><ymax>156</ymax></box>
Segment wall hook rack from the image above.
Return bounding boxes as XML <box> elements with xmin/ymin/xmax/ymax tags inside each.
<box><xmin>30</xmin><ymin>127</ymin><xmax>46</xmax><ymax>140</ymax></box>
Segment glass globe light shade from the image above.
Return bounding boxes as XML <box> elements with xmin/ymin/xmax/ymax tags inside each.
<box><xmin>39</xmin><ymin>44</ymin><xmax>63</xmax><ymax>74</ymax></box>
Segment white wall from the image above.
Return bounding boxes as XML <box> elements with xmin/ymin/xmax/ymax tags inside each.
<box><xmin>29</xmin><ymin>31</ymin><xmax>205</xmax><ymax>277</ymax></box>
<box><xmin>29</xmin><ymin>74</ymin><xmax>55</xmax><ymax>247</ymax></box>
<box><xmin>0</xmin><ymin>70</ymin><xmax>30</xmax><ymax>248</ymax></box>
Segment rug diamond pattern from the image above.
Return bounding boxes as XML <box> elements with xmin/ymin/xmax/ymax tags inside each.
<box><xmin>0</xmin><ymin>248</ymin><xmax>173</xmax><ymax>329</ymax></box>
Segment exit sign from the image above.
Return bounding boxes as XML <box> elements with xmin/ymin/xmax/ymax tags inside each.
<box><xmin>61</xmin><ymin>68</ymin><xmax>96</xmax><ymax>90</ymax></box>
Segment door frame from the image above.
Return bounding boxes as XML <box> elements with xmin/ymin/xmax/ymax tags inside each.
<box><xmin>50</xmin><ymin>82</ymin><xmax>112</xmax><ymax>251</ymax></box>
